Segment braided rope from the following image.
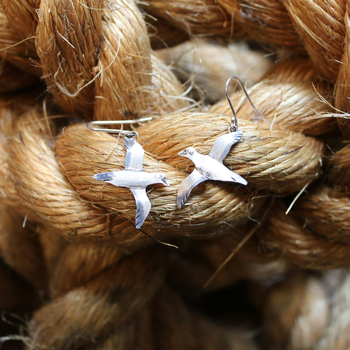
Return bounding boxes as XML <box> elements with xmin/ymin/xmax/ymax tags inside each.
<box><xmin>0</xmin><ymin>0</ymin><xmax>349</xmax><ymax>349</ymax></box>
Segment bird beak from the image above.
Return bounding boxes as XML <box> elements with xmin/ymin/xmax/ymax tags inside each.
<box><xmin>178</xmin><ymin>150</ymin><xmax>186</xmax><ymax>157</ymax></box>
<box><xmin>163</xmin><ymin>179</ymin><xmax>170</xmax><ymax>187</ymax></box>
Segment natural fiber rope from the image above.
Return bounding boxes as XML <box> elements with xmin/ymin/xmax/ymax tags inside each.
<box><xmin>2</xmin><ymin>105</ymin><xmax>325</xmax><ymax>244</ymax></box>
<box><xmin>141</xmin><ymin>0</ymin><xmax>299</xmax><ymax>48</ymax></box>
<box><xmin>142</xmin><ymin>0</ymin><xmax>345</xmax><ymax>81</ymax></box>
<box><xmin>0</xmin><ymin>6</ymin><xmax>40</xmax><ymax>76</ymax></box>
<box><xmin>0</xmin><ymin>205</ymin><xmax>48</xmax><ymax>292</ymax></box>
<box><xmin>328</xmin><ymin>144</ymin><xmax>350</xmax><ymax>191</ymax></box>
<box><xmin>27</xmin><ymin>248</ymin><xmax>165</xmax><ymax>349</ymax></box>
<box><xmin>0</xmin><ymin>0</ymin><xmax>189</xmax><ymax>120</ymax></box>
<box><xmin>257</xmin><ymin>202</ymin><xmax>350</xmax><ymax>270</ymax></box>
<box><xmin>141</xmin><ymin>0</ymin><xmax>350</xmax><ymax>138</ymax></box>
<box><xmin>316</xmin><ymin>273</ymin><xmax>350</xmax><ymax>350</ymax></box>
<box><xmin>0</xmin><ymin>0</ymin><xmax>348</xmax><ymax>135</ymax></box>
<box><xmin>295</xmin><ymin>186</ymin><xmax>350</xmax><ymax>244</ymax></box>
<box><xmin>262</xmin><ymin>273</ymin><xmax>329</xmax><ymax>349</ymax></box>
<box><xmin>0</xmin><ymin>0</ymin><xmax>350</xmax><ymax>349</ymax></box>
<box><xmin>0</xmin><ymin>0</ymin><xmax>348</xmax><ymax>87</ymax></box>
<box><xmin>0</xmin><ymin>10</ymin><xmax>341</xmax><ymax>266</ymax></box>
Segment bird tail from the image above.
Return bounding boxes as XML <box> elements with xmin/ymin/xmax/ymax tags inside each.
<box><xmin>93</xmin><ymin>172</ymin><xmax>115</xmax><ymax>182</ymax></box>
<box><xmin>123</xmin><ymin>136</ymin><xmax>137</xmax><ymax>150</ymax></box>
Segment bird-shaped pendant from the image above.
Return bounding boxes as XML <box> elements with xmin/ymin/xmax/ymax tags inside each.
<box><xmin>177</xmin><ymin>130</ymin><xmax>247</xmax><ymax>209</ymax></box>
<box><xmin>93</xmin><ymin>136</ymin><xmax>170</xmax><ymax>229</ymax></box>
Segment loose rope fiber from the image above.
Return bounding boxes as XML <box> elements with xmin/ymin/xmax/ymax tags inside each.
<box><xmin>0</xmin><ymin>0</ymin><xmax>350</xmax><ymax>349</ymax></box>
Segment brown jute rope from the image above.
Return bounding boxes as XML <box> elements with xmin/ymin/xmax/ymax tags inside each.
<box><xmin>261</xmin><ymin>273</ymin><xmax>329</xmax><ymax>349</ymax></box>
<box><xmin>0</xmin><ymin>0</ymin><xmax>350</xmax><ymax>349</ymax></box>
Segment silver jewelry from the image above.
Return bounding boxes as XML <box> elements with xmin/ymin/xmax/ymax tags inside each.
<box><xmin>87</xmin><ymin>118</ymin><xmax>170</xmax><ymax>229</ymax></box>
<box><xmin>177</xmin><ymin>76</ymin><xmax>263</xmax><ymax>209</ymax></box>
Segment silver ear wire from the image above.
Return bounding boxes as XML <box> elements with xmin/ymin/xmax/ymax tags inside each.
<box><xmin>87</xmin><ymin>117</ymin><xmax>152</xmax><ymax>138</ymax></box>
<box><xmin>225</xmin><ymin>76</ymin><xmax>266</xmax><ymax>132</ymax></box>
<box><xmin>177</xmin><ymin>76</ymin><xmax>252</xmax><ymax>209</ymax></box>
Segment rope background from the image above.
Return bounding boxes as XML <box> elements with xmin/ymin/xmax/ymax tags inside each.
<box><xmin>0</xmin><ymin>0</ymin><xmax>349</xmax><ymax>349</ymax></box>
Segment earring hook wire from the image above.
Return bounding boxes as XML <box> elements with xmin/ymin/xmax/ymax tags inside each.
<box><xmin>225</xmin><ymin>76</ymin><xmax>266</xmax><ymax>132</ymax></box>
<box><xmin>87</xmin><ymin>117</ymin><xmax>152</xmax><ymax>138</ymax></box>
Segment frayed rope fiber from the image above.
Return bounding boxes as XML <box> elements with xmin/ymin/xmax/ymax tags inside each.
<box><xmin>0</xmin><ymin>0</ymin><xmax>350</xmax><ymax>349</ymax></box>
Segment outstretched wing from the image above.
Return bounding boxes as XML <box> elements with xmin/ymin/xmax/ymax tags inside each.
<box><xmin>177</xmin><ymin>169</ymin><xmax>206</xmax><ymax>209</ymax></box>
<box><xmin>130</xmin><ymin>188</ymin><xmax>151</xmax><ymax>229</ymax></box>
<box><xmin>124</xmin><ymin>137</ymin><xmax>144</xmax><ymax>171</ymax></box>
<box><xmin>230</xmin><ymin>171</ymin><xmax>248</xmax><ymax>185</ymax></box>
<box><xmin>209</xmin><ymin>130</ymin><xmax>242</xmax><ymax>163</ymax></box>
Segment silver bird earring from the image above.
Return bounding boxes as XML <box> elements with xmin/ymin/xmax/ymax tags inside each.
<box><xmin>177</xmin><ymin>76</ymin><xmax>263</xmax><ymax>209</ymax></box>
<box><xmin>87</xmin><ymin>118</ymin><xmax>170</xmax><ymax>229</ymax></box>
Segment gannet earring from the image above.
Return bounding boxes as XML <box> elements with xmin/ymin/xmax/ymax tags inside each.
<box><xmin>87</xmin><ymin>118</ymin><xmax>170</xmax><ymax>229</ymax></box>
<box><xmin>177</xmin><ymin>76</ymin><xmax>263</xmax><ymax>209</ymax></box>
